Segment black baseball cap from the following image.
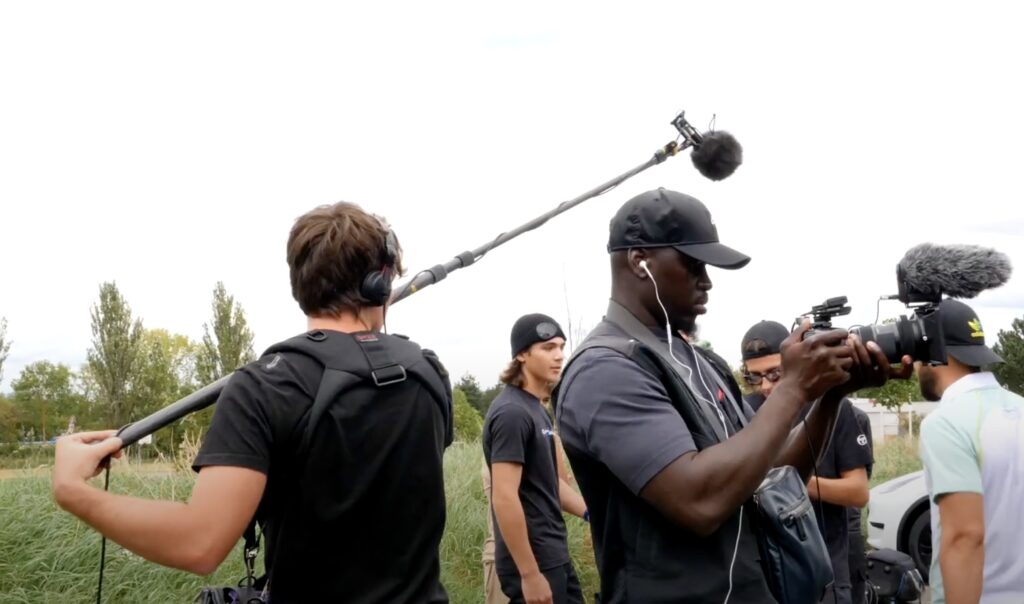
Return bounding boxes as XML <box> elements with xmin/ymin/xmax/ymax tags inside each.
<box><xmin>741</xmin><ymin>320</ymin><xmax>789</xmax><ymax>360</ymax></box>
<box><xmin>607</xmin><ymin>188</ymin><xmax>751</xmax><ymax>269</ymax></box>
<box><xmin>510</xmin><ymin>313</ymin><xmax>566</xmax><ymax>358</ymax></box>
<box><xmin>939</xmin><ymin>299</ymin><xmax>1003</xmax><ymax>367</ymax></box>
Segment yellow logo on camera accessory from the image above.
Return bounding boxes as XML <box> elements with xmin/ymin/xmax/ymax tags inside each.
<box><xmin>968</xmin><ymin>318</ymin><xmax>984</xmax><ymax>339</ymax></box>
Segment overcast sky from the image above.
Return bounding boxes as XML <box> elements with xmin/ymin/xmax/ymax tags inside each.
<box><xmin>2</xmin><ymin>2</ymin><xmax>1022</xmax><ymax>401</ymax></box>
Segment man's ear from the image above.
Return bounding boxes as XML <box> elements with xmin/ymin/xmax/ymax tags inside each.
<box><xmin>627</xmin><ymin>249</ymin><xmax>650</xmax><ymax>279</ymax></box>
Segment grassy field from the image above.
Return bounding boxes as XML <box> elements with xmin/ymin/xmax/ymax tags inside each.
<box><xmin>0</xmin><ymin>437</ymin><xmax>918</xmax><ymax>602</ymax></box>
<box><xmin>0</xmin><ymin>442</ymin><xmax>597</xmax><ymax>603</ymax></box>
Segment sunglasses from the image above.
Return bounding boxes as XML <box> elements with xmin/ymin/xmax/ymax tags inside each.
<box><xmin>743</xmin><ymin>367</ymin><xmax>782</xmax><ymax>386</ymax></box>
<box><xmin>535</xmin><ymin>322</ymin><xmax>561</xmax><ymax>340</ymax></box>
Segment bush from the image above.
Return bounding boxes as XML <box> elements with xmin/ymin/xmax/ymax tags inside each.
<box><xmin>452</xmin><ymin>388</ymin><xmax>483</xmax><ymax>443</ymax></box>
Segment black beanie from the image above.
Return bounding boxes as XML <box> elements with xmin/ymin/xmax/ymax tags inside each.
<box><xmin>510</xmin><ymin>313</ymin><xmax>566</xmax><ymax>358</ymax></box>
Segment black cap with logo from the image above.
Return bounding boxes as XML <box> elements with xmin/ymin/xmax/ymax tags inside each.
<box><xmin>939</xmin><ymin>299</ymin><xmax>1003</xmax><ymax>367</ymax></box>
<box><xmin>607</xmin><ymin>188</ymin><xmax>751</xmax><ymax>269</ymax></box>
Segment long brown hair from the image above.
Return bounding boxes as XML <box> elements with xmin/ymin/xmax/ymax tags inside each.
<box><xmin>499</xmin><ymin>358</ymin><xmax>525</xmax><ymax>388</ymax></box>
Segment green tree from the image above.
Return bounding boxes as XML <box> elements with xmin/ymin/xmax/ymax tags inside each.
<box><xmin>857</xmin><ymin>373</ymin><xmax>920</xmax><ymax>410</ymax></box>
<box><xmin>0</xmin><ymin>317</ymin><xmax>11</xmax><ymax>387</ymax></box>
<box><xmin>129</xmin><ymin>329</ymin><xmax>199</xmax><ymax>453</ymax></box>
<box><xmin>11</xmin><ymin>361</ymin><xmax>84</xmax><ymax>441</ymax></box>
<box><xmin>456</xmin><ymin>373</ymin><xmax>485</xmax><ymax>416</ymax></box>
<box><xmin>452</xmin><ymin>388</ymin><xmax>483</xmax><ymax>442</ymax></box>
<box><xmin>195</xmin><ymin>282</ymin><xmax>256</xmax><ymax>385</ymax></box>
<box><xmin>87</xmin><ymin>282</ymin><xmax>144</xmax><ymax>427</ymax></box>
<box><xmin>131</xmin><ymin>329</ymin><xmax>198</xmax><ymax>416</ymax></box>
<box><xmin>480</xmin><ymin>383</ymin><xmax>503</xmax><ymax>416</ymax></box>
<box><xmin>0</xmin><ymin>394</ymin><xmax>19</xmax><ymax>443</ymax></box>
<box><xmin>993</xmin><ymin>316</ymin><xmax>1024</xmax><ymax>396</ymax></box>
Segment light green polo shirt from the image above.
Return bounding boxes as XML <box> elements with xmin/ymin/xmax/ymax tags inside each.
<box><xmin>919</xmin><ymin>372</ymin><xmax>1024</xmax><ymax>604</ymax></box>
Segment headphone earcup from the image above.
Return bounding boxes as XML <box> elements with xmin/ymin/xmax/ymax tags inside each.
<box><xmin>361</xmin><ymin>270</ymin><xmax>391</xmax><ymax>306</ymax></box>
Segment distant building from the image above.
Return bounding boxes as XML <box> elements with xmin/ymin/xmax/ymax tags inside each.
<box><xmin>849</xmin><ymin>398</ymin><xmax>937</xmax><ymax>443</ymax></box>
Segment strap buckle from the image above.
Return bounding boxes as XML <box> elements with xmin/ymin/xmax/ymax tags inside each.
<box><xmin>372</xmin><ymin>365</ymin><xmax>407</xmax><ymax>386</ymax></box>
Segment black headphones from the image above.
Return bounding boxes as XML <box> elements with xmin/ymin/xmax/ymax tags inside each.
<box><xmin>359</xmin><ymin>223</ymin><xmax>399</xmax><ymax>306</ymax></box>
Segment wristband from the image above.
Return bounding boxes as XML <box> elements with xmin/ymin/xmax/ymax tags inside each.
<box><xmin>582</xmin><ymin>509</ymin><xmax>590</xmax><ymax>523</ymax></box>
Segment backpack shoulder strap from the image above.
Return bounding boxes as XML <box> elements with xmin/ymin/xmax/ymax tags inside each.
<box><xmin>553</xmin><ymin>320</ymin><xmax>722</xmax><ymax>451</ymax></box>
<box><xmin>264</xmin><ymin>329</ymin><xmax>452</xmax><ymax>454</ymax></box>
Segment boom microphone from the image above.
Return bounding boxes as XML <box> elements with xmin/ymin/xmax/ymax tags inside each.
<box><xmin>113</xmin><ymin>107</ymin><xmax>743</xmax><ymax>450</ymax></box>
<box><xmin>690</xmin><ymin>131</ymin><xmax>743</xmax><ymax>181</ymax></box>
<box><xmin>670</xmin><ymin>111</ymin><xmax>743</xmax><ymax>181</ymax></box>
<box><xmin>898</xmin><ymin>243</ymin><xmax>1013</xmax><ymax>302</ymax></box>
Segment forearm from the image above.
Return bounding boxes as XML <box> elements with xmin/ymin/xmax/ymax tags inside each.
<box><xmin>941</xmin><ymin>534</ymin><xmax>984</xmax><ymax>604</ymax></box>
<box><xmin>806</xmin><ymin>475</ymin><xmax>868</xmax><ymax>508</ymax></box>
<box><xmin>775</xmin><ymin>391</ymin><xmax>842</xmax><ymax>480</ymax></box>
<box><xmin>56</xmin><ymin>482</ymin><xmax>217</xmax><ymax>574</ymax></box>
<box><xmin>559</xmin><ymin>478</ymin><xmax>587</xmax><ymax>518</ymax></box>
<box><xmin>492</xmin><ymin>492</ymin><xmax>541</xmax><ymax>576</ymax></box>
<box><xmin>686</xmin><ymin>383</ymin><xmax>807</xmax><ymax>526</ymax></box>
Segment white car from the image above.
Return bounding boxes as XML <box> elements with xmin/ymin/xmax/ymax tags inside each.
<box><xmin>866</xmin><ymin>470</ymin><xmax>932</xmax><ymax>582</ymax></box>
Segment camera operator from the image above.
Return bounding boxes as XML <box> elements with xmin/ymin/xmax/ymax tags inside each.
<box><xmin>50</xmin><ymin>201</ymin><xmax>454</xmax><ymax>603</ymax></box>
<box><xmin>918</xmin><ymin>298</ymin><xmax>1024</xmax><ymax>604</ymax></box>
<box><xmin>740</xmin><ymin>318</ymin><xmax>874</xmax><ymax>604</ymax></box>
<box><xmin>484</xmin><ymin>314</ymin><xmax>588</xmax><ymax>604</ymax></box>
<box><xmin>554</xmin><ymin>188</ymin><xmax>910</xmax><ymax>603</ymax></box>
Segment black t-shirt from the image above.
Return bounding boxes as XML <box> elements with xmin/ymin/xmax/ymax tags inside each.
<box><xmin>482</xmin><ymin>385</ymin><xmax>569</xmax><ymax>575</ymax></box>
<box><xmin>847</xmin><ymin>405</ymin><xmax>875</xmax><ymax>531</ymax></box>
<box><xmin>555</xmin><ymin>327</ymin><xmax>775</xmax><ymax>604</ymax></box>
<box><xmin>803</xmin><ymin>398</ymin><xmax>873</xmax><ymax>587</ymax></box>
<box><xmin>193</xmin><ymin>335</ymin><xmax>450</xmax><ymax>604</ymax></box>
<box><xmin>745</xmin><ymin>392</ymin><xmax>767</xmax><ymax>413</ymax></box>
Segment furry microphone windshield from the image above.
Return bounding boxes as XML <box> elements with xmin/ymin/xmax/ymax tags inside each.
<box><xmin>690</xmin><ymin>130</ymin><xmax>743</xmax><ymax>181</ymax></box>
<box><xmin>899</xmin><ymin>243</ymin><xmax>1013</xmax><ymax>300</ymax></box>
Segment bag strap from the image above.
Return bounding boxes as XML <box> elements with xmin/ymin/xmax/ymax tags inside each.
<box><xmin>604</xmin><ymin>300</ymin><xmax>734</xmax><ymax>442</ymax></box>
<box><xmin>554</xmin><ymin>317</ymin><xmax>721</xmax><ymax>451</ymax></box>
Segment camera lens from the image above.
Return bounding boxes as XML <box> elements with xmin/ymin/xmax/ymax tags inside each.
<box><xmin>851</xmin><ymin>316</ymin><xmax>928</xmax><ymax>365</ymax></box>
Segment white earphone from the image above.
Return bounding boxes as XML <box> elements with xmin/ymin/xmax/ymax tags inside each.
<box><xmin>639</xmin><ymin>255</ymin><xmax>741</xmax><ymax>604</ymax></box>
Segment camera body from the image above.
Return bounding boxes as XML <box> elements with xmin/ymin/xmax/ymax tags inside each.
<box><xmin>799</xmin><ymin>266</ymin><xmax>948</xmax><ymax>366</ymax></box>
<box><xmin>801</xmin><ymin>296</ymin><xmax>853</xmax><ymax>341</ymax></box>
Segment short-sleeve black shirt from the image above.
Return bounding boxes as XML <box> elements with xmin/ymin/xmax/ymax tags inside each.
<box><xmin>193</xmin><ymin>336</ymin><xmax>449</xmax><ymax>604</ymax></box>
<box><xmin>803</xmin><ymin>398</ymin><xmax>874</xmax><ymax>588</ymax></box>
<box><xmin>482</xmin><ymin>385</ymin><xmax>570</xmax><ymax>575</ymax></box>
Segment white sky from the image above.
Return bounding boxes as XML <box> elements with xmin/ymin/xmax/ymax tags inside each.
<box><xmin>2</xmin><ymin>2</ymin><xmax>1022</xmax><ymax>398</ymax></box>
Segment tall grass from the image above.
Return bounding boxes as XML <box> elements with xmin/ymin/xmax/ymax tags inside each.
<box><xmin>0</xmin><ymin>441</ymin><xmax>599</xmax><ymax>603</ymax></box>
<box><xmin>869</xmin><ymin>436</ymin><xmax>923</xmax><ymax>487</ymax></box>
<box><xmin>0</xmin><ymin>468</ymin><xmax>250</xmax><ymax>603</ymax></box>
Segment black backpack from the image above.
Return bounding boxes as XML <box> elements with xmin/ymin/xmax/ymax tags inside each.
<box><xmin>865</xmin><ymin>548</ymin><xmax>924</xmax><ymax>603</ymax></box>
<box><xmin>197</xmin><ymin>328</ymin><xmax>453</xmax><ymax>602</ymax></box>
